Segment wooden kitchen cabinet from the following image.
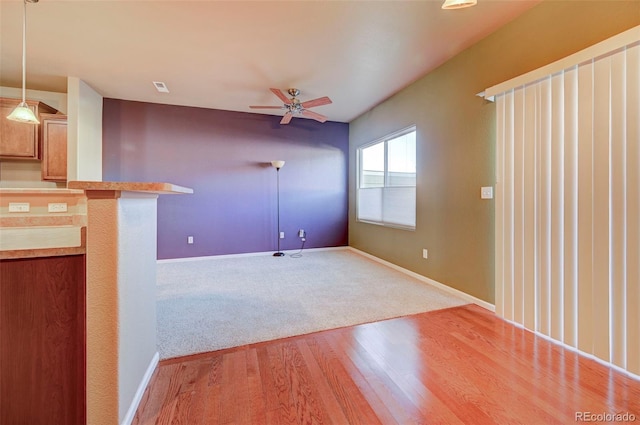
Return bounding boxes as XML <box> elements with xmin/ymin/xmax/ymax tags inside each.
<box><xmin>0</xmin><ymin>254</ymin><xmax>86</xmax><ymax>425</ymax></box>
<box><xmin>40</xmin><ymin>113</ymin><xmax>68</xmax><ymax>181</ymax></box>
<box><xmin>0</xmin><ymin>98</ymin><xmax>56</xmax><ymax>159</ymax></box>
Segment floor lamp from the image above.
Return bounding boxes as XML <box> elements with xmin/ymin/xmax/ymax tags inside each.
<box><xmin>271</xmin><ymin>160</ymin><xmax>285</xmax><ymax>257</ymax></box>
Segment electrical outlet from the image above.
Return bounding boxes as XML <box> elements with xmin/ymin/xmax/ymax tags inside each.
<box><xmin>280</xmin><ymin>231</ymin><xmax>285</xmax><ymax>239</ymax></box>
<box><xmin>481</xmin><ymin>186</ymin><xmax>494</xmax><ymax>199</ymax></box>
<box><xmin>422</xmin><ymin>249</ymin><xmax>428</xmax><ymax>259</ymax></box>
<box><xmin>298</xmin><ymin>229</ymin><xmax>305</xmax><ymax>238</ymax></box>
<box><xmin>48</xmin><ymin>202</ymin><xmax>68</xmax><ymax>213</ymax></box>
<box><xmin>187</xmin><ymin>236</ymin><xmax>194</xmax><ymax>244</ymax></box>
<box><xmin>8</xmin><ymin>202</ymin><xmax>30</xmax><ymax>213</ymax></box>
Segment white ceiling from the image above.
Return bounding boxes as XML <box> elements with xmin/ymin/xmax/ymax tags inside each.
<box><xmin>0</xmin><ymin>0</ymin><xmax>540</xmax><ymax>123</ymax></box>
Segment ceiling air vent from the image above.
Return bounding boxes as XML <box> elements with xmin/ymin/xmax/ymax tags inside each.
<box><xmin>153</xmin><ymin>81</ymin><xmax>169</xmax><ymax>93</ymax></box>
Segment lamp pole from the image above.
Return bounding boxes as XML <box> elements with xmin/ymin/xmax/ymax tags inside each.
<box><xmin>271</xmin><ymin>161</ymin><xmax>285</xmax><ymax>256</ymax></box>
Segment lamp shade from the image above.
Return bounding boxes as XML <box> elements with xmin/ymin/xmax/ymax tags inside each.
<box><xmin>442</xmin><ymin>0</ymin><xmax>477</xmax><ymax>9</ymax></box>
<box><xmin>6</xmin><ymin>102</ymin><xmax>40</xmax><ymax>124</ymax></box>
<box><xmin>271</xmin><ymin>160</ymin><xmax>285</xmax><ymax>170</ymax></box>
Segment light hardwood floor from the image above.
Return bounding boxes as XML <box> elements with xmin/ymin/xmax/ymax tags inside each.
<box><xmin>133</xmin><ymin>304</ymin><xmax>640</xmax><ymax>424</ymax></box>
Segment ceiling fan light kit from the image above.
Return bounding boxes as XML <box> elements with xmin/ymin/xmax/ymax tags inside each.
<box><xmin>250</xmin><ymin>88</ymin><xmax>332</xmax><ymax>125</ymax></box>
<box><xmin>441</xmin><ymin>0</ymin><xmax>477</xmax><ymax>9</ymax></box>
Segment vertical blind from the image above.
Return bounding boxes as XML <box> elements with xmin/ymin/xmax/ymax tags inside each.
<box><xmin>494</xmin><ymin>40</ymin><xmax>639</xmax><ymax>375</ymax></box>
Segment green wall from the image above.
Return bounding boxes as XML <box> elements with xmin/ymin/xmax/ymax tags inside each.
<box><xmin>349</xmin><ymin>0</ymin><xmax>640</xmax><ymax>304</ymax></box>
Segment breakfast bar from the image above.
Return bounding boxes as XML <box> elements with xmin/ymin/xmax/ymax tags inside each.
<box><xmin>0</xmin><ymin>182</ymin><xmax>192</xmax><ymax>425</ymax></box>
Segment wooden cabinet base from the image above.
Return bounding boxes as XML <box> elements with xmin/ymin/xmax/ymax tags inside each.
<box><xmin>0</xmin><ymin>255</ymin><xmax>86</xmax><ymax>425</ymax></box>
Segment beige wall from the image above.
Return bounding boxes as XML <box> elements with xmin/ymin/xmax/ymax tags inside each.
<box><xmin>85</xmin><ymin>191</ymin><xmax>160</xmax><ymax>425</ymax></box>
<box><xmin>67</xmin><ymin>77</ymin><xmax>103</xmax><ymax>182</ymax></box>
<box><xmin>117</xmin><ymin>193</ymin><xmax>158</xmax><ymax>424</ymax></box>
<box><xmin>348</xmin><ymin>0</ymin><xmax>640</xmax><ymax>303</ymax></box>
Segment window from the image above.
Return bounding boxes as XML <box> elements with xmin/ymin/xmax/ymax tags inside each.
<box><xmin>357</xmin><ymin>126</ymin><xmax>416</xmax><ymax>229</ymax></box>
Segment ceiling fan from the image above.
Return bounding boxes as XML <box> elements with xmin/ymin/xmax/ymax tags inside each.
<box><xmin>250</xmin><ymin>88</ymin><xmax>332</xmax><ymax>125</ymax></box>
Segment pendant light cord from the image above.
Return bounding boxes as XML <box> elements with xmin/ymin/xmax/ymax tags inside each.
<box><xmin>21</xmin><ymin>0</ymin><xmax>27</xmax><ymax>103</ymax></box>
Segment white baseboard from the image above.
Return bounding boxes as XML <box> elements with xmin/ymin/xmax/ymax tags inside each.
<box><xmin>157</xmin><ymin>245</ymin><xmax>349</xmax><ymax>264</ymax></box>
<box><xmin>120</xmin><ymin>351</ymin><xmax>159</xmax><ymax>425</ymax></box>
<box><xmin>347</xmin><ymin>247</ymin><xmax>495</xmax><ymax>312</ymax></box>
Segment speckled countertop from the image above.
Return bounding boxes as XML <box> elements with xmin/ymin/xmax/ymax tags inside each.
<box><xmin>67</xmin><ymin>181</ymin><xmax>193</xmax><ymax>194</ymax></box>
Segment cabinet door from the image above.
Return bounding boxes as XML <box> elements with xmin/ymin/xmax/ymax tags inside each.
<box><xmin>0</xmin><ymin>100</ymin><xmax>39</xmax><ymax>159</ymax></box>
<box><xmin>0</xmin><ymin>255</ymin><xmax>86</xmax><ymax>425</ymax></box>
<box><xmin>41</xmin><ymin>115</ymin><xmax>68</xmax><ymax>181</ymax></box>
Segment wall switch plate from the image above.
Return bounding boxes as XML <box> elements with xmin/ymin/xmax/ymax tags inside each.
<box><xmin>481</xmin><ymin>186</ymin><xmax>494</xmax><ymax>199</ymax></box>
<box><xmin>187</xmin><ymin>236</ymin><xmax>194</xmax><ymax>244</ymax></box>
<box><xmin>422</xmin><ymin>249</ymin><xmax>428</xmax><ymax>259</ymax></box>
<box><xmin>280</xmin><ymin>231</ymin><xmax>285</xmax><ymax>239</ymax></box>
<box><xmin>48</xmin><ymin>203</ymin><xmax>68</xmax><ymax>213</ymax></box>
<box><xmin>8</xmin><ymin>202</ymin><xmax>30</xmax><ymax>213</ymax></box>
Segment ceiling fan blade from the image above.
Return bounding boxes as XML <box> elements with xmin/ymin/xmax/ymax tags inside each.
<box><xmin>301</xmin><ymin>109</ymin><xmax>327</xmax><ymax>123</ymax></box>
<box><xmin>249</xmin><ymin>105</ymin><xmax>284</xmax><ymax>109</ymax></box>
<box><xmin>301</xmin><ymin>96</ymin><xmax>332</xmax><ymax>109</ymax></box>
<box><xmin>280</xmin><ymin>113</ymin><xmax>293</xmax><ymax>125</ymax></box>
<box><xmin>270</xmin><ymin>88</ymin><xmax>291</xmax><ymax>104</ymax></box>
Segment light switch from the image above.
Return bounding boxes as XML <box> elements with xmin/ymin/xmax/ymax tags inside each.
<box><xmin>481</xmin><ymin>186</ymin><xmax>493</xmax><ymax>199</ymax></box>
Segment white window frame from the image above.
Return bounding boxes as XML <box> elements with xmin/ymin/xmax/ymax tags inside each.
<box><xmin>356</xmin><ymin>125</ymin><xmax>416</xmax><ymax>230</ymax></box>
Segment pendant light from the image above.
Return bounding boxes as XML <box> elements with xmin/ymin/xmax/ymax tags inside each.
<box><xmin>7</xmin><ymin>0</ymin><xmax>40</xmax><ymax>124</ymax></box>
<box><xmin>441</xmin><ymin>0</ymin><xmax>477</xmax><ymax>9</ymax></box>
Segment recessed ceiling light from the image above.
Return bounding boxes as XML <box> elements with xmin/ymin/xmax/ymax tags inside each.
<box><xmin>153</xmin><ymin>81</ymin><xmax>169</xmax><ymax>93</ymax></box>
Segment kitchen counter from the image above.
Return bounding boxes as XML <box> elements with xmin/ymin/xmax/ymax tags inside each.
<box><xmin>68</xmin><ymin>180</ymin><xmax>192</xmax><ymax>424</ymax></box>
<box><xmin>68</xmin><ymin>181</ymin><xmax>193</xmax><ymax>194</ymax></box>
<box><xmin>0</xmin><ymin>188</ymin><xmax>87</xmax><ymax>259</ymax></box>
<box><xmin>1</xmin><ymin>181</ymin><xmax>193</xmax><ymax>425</ymax></box>
<box><xmin>0</xmin><ymin>183</ymin><xmax>192</xmax><ymax>259</ymax></box>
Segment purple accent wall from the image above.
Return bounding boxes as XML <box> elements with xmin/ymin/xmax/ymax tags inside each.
<box><xmin>102</xmin><ymin>99</ymin><xmax>349</xmax><ymax>259</ymax></box>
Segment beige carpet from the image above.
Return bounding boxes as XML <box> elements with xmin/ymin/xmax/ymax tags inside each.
<box><xmin>156</xmin><ymin>248</ymin><xmax>468</xmax><ymax>359</ymax></box>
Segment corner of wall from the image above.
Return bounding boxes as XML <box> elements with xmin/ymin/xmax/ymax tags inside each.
<box><xmin>67</xmin><ymin>77</ymin><xmax>103</xmax><ymax>182</ymax></box>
